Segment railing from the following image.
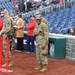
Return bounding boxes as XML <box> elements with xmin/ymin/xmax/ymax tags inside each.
<box><xmin>22</xmin><ymin>0</ymin><xmax>75</xmax><ymax>19</ymax></box>
<box><xmin>49</xmin><ymin>33</ymin><xmax>75</xmax><ymax>39</ymax></box>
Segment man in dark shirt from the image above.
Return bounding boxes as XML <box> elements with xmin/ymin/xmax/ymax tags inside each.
<box><xmin>19</xmin><ymin>2</ymin><xmax>25</xmax><ymax>13</ymax></box>
<box><xmin>26</xmin><ymin>0</ymin><xmax>33</xmax><ymax>11</ymax></box>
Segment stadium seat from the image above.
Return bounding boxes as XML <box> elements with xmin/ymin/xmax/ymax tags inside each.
<box><xmin>59</xmin><ymin>28</ymin><xmax>69</xmax><ymax>34</ymax></box>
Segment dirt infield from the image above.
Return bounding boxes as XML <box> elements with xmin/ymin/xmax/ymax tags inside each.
<box><xmin>0</xmin><ymin>51</ymin><xmax>75</xmax><ymax>75</ymax></box>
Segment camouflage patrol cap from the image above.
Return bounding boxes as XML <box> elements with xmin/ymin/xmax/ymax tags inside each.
<box><xmin>35</xmin><ymin>12</ymin><xmax>41</xmax><ymax>16</ymax></box>
<box><xmin>1</xmin><ymin>9</ymin><xmax>7</xmax><ymax>17</ymax></box>
<box><xmin>35</xmin><ymin>15</ymin><xmax>42</xmax><ymax>20</ymax></box>
<box><xmin>9</xmin><ymin>13</ymin><xmax>14</xmax><ymax>17</ymax></box>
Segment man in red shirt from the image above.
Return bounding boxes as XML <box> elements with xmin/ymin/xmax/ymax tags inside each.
<box><xmin>26</xmin><ymin>16</ymin><xmax>36</xmax><ymax>53</ymax></box>
<box><xmin>0</xmin><ymin>17</ymin><xmax>3</xmax><ymax>31</ymax></box>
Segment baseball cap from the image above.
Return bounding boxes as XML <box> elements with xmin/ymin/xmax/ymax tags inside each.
<box><xmin>35</xmin><ymin>15</ymin><xmax>42</xmax><ymax>20</ymax></box>
<box><xmin>9</xmin><ymin>13</ymin><xmax>14</xmax><ymax>17</ymax></box>
<box><xmin>35</xmin><ymin>12</ymin><xmax>41</xmax><ymax>16</ymax></box>
<box><xmin>1</xmin><ymin>9</ymin><xmax>7</xmax><ymax>17</ymax></box>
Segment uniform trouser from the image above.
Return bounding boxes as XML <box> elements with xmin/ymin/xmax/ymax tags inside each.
<box><xmin>2</xmin><ymin>37</ymin><xmax>12</xmax><ymax>61</ymax></box>
<box><xmin>10</xmin><ymin>38</ymin><xmax>15</xmax><ymax>50</ymax></box>
<box><xmin>36</xmin><ymin>45</ymin><xmax>48</xmax><ymax>65</ymax></box>
<box><xmin>27</xmin><ymin>36</ymin><xmax>35</xmax><ymax>52</ymax></box>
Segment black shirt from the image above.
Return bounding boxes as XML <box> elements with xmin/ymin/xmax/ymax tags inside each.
<box><xmin>26</xmin><ymin>1</ymin><xmax>32</xmax><ymax>11</ymax></box>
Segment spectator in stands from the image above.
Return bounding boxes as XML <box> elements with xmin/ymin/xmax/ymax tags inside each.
<box><xmin>39</xmin><ymin>3</ymin><xmax>45</xmax><ymax>9</ymax></box>
<box><xmin>41</xmin><ymin>0</ymin><xmax>48</xmax><ymax>6</ymax></box>
<box><xmin>14</xmin><ymin>14</ymin><xmax>24</xmax><ymax>52</ymax></box>
<box><xmin>68</xmin><ymin>27</ymin><xmax>75</xmax><ymax>35</ymax></box>
<box><xmin>19</xmin><ymin>2</ymin><xmax>25</xmax><ymax>13</ymax></box>
<box><xmin>13</xmin><ymin>0</ymin><xmax>17</xmax><ymax>6</ymax></box>
<box><xmin>13</xmin><ymin>4</ymin><xmax>19</xmax><ymax>14</ymax></box>
<box><xmin>18</xmin><ymin>0</ymin><xmax>24</xmax><ymax>4</ymax></box>
<box><xmin>24</xmin><ymin>2</ymin><xmax>27</xmax><ymax>12</ymax></box>
<box><xmin>26</xmin><ymin>16</ymin><xmax>36</xmax><ymax>53</ymax></box>
<box><xmin>26</xmin><ymin>0</ymin><xmax>33</xmax><ymax>11</ymax></box>
<box><xmin>32</xmin><ymin>1</ymin><xmax>39</xmax><ymax>9</ymax></box>
<box><xmin>45</xmin><ymin>0</ymin><xmax>51</xmax><ymax>6</ymax></box>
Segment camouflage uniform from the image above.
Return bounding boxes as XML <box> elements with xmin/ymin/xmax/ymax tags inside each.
<box><xmin>1</xmin><ymin>17</ymin><xmax>12</xmax><ymax>61</ymax></box>
<box><xmin>42</xmin><ymin>17</ymin><xmax>48</xmax><ymax>25</ymax></box>
<box><xmin>9</xmin><ymin>13</ymin><xmax>15</xmax><ymax>50</ymax></box>
<box><xmin>0</xmin><ymin>10</ymin><xmax>13</xmax><ymax>68</ymax></box>
<box><xmin>34</xmin><ymin>15</ymin><xmax>49</xmax><ymax>72</ymax></box>
<box><xmin>34</xmin><ymin>20</ymin><xmax>49</xmax><ymax>65</ymax></box>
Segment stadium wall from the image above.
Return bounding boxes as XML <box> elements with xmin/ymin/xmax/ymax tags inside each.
<box><xmin>66</xmin><ymin>39</ymin><xmax>75</xmax><ymax>61</ymax></box>
<box><xmin>50</xmin><ymin>33</ymin><xmax>75</xmax><ymax>61</ymax></box>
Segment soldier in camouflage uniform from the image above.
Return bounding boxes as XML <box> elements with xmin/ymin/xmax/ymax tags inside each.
<box><xmin>0</xmin><ymin>10</ymin><xmax>13</xmax><ymax>67</ymax></box>
<box><xmin>34</xmin><ymin>15</ymin><xmax>49</xmax><ymax>72</ymax></box>
<box><xmin>9</xmin><ymin>13</ymin><xmax>15</xmax><ymax>51</ymax></box>
<box><xmin>35</xmin><ymin>12</ymin><xmax>48</xmax><ymax>25</ymax></box>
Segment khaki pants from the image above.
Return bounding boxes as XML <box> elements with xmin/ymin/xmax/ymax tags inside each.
<box><xmin>36</xmin><ymin>45</ymin><xmax>48</xmax><ymax>65</ymax></box>
<box><xmin>10</xmin><ymin>38</ymin><xmax>15</xmax><ymax>50</ymax></box>
<box><xmin>2</xmin><ymin>36</ymin><xmax>12</xmax><ymax>61</ymax></box>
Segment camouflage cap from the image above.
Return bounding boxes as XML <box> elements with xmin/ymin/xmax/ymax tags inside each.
<box><xmin>35</xmin><ymin>12</ymin><xmax>41</xmax><ymax>16</ymax></box>
<box><xmin>1</xmin><ymin>9</ymin><xmax>7</xmax><ymax>17</ymax></box>
<box><xmin>35</xmin><ymin>15</ymin><xmax>42</xmax><ymax>20</ymax></box>
<box><xmin>9</xmin><ymin>13</ymin><xmax>14</xmax><ymax>17</ymax></box>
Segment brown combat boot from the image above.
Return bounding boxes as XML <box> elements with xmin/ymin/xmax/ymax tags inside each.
<box><xmin>35</xmin><ymin>63</ymin><xmax>43</xmax><ymax>70</ymax></box>
<box><xmin>40</xmin><ymin>65</ymin><xmax>47</xmax><ymax>72</ymax></box>
<box><xmin>2</xmin><ymin>61</ymin><xmax>13</xmax><ymax>68</ymax></box>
